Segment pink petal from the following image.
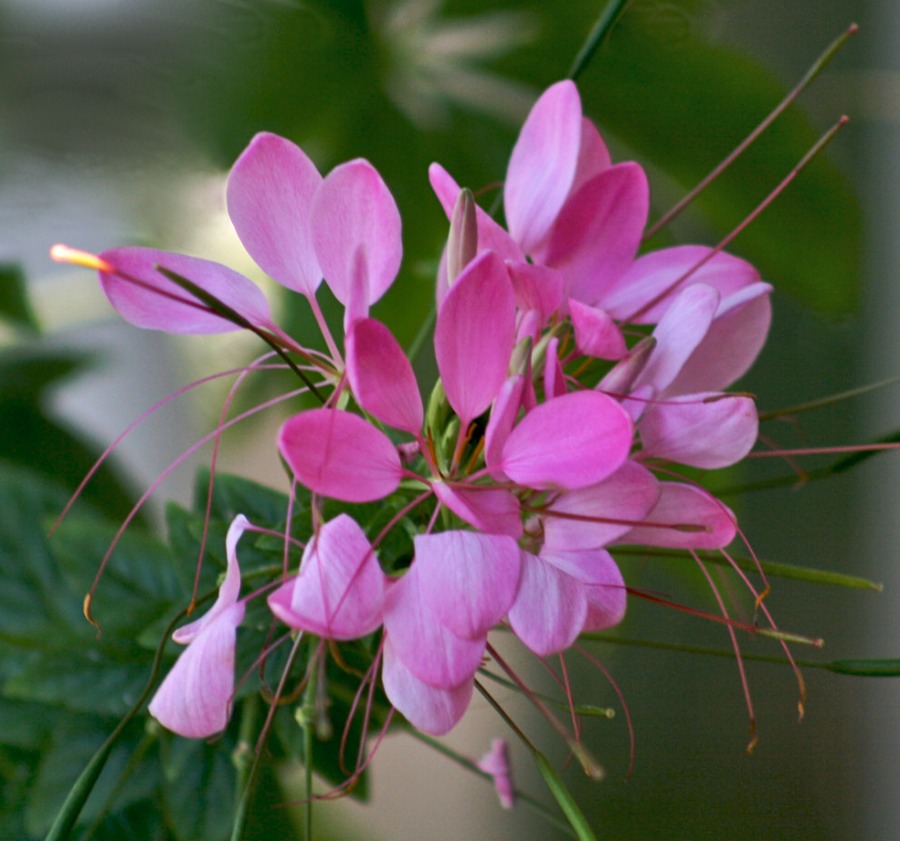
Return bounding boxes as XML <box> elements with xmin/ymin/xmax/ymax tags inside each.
<box><xmin>620</xmin><ymin>482</ymin><xmax>737</xmax><ymax>549</ymax></box>
<box><xmin>435</xmin><ymin>251</ymin><xmax>516</xmax><ymax>427</ymax></box>
<box><xmin>346</xmin><ymin>317</ymin><xmax>423</xmax><ymax>435</ymax></box>
<box><xmin>477</xmin><ymin>739</ymin><xmax>516</xmax><ymax>809</ymax></box>
<box><xmin>382</xmin><ymin>634</ymin><xmax>474</xmax><ymax>735</ymax></box>
<box><xmin>543</xmin><ymin>337</ymin><xmax>567</xmax><ymax>399</ymax></box>
<box><xmin>433</xmin><ymin>482</ymin><xmax>523</xmax><ymax>539</ymax></box>
<box><xmin>508</xmin><ymin>550</ymin><xmax>586</xmax><ymax>656</ymax></box>
<box><xmin>539</xmin><ymin>163</ymin><xmax>648</xmax><ymax>305</ymax></box>
<box><xmin>639</xmin><ymin>393</ymin><xmax>758</xmax><ymax>469</ymax></box>
<box><xmin>267</xmin><ymin>514</ymin><xmax>384</xmax><ymax>639</ymax></box>
<box><xmin>415</xmin><ymin>531</ymin><xmax>521</xmax><ymax>639</ymax></box>
<box><xmin>537</xmin><ymin>547</ymin><xmax>626</xmax><ymax>630</ymax></box>
<box><xmin>99</xmin><ymin>247</ymin><xmax>272</xmax><ymax>333</ymax></box>
<box><xmin>632</xmin><ymin>284</ymin><xmax>720</xmax><ymax>394</ymax></box>
<box><xmin>583</xmin><ymin>577</ymin><xmax>628</xmax><ymax>631</ymax></box>
<box><xmin>148</xmin><ymin>601</ymin><xmax>245</xmax><ymax>738</ymax></box>
<box><xmin>278</xmin><ymin>409</ymin><xmax>403</xmax><ymax>502</ymax></box>
<box><xmin>571</xmin><ymin>118</ymin><xmax>612</xmax><ymax>194</ymax></box>
<box><xmin>665</xmin><ymin>283</ymin><xmax>772</xmax><ymax>395</ymax></box>
<box><xmin>174</xmin><ymin>514</ymin><xmax>248</xmax><ymax>645</ymax></box>
<box><xmin>505</xmin><ymin>80</ymin><xmax>582</xmax><ymax>254</ymax></box>
<box><xmin>604</xmin><ymin>246</ymin><xmax>761</xmax><ymax>324</ymax></box>
<box><xmin>312</xmin><ymin>159</ymin><xmax>402</xmax><ymax>306</ymax></box>
<box><xmin>570</xmin><ymin>300</ymin><xmax>627</xmax><ymax>360</ymax></box>
<box><xmin>507</xmin><ymin>262</ymin><xmax>564</xmax><ymax>324</ymax></box>
<box><xmin>542</xmin><ymin>460</ymin><xmax>660</xmax><ymax>551</ymax></box>
<box><xmin>226</xmin><ymin>132</ymin><xmax>323</xmax><ymax>296</ymax></box>
<box><xmin>384</xmin><ymin>565</ymin><xmax>486</xmax><ymax>688</ymax></box>
<box><xmin>484</xmin><ymin>374</ymin><xmax>525</xmax><ymax>481</ymax></box>
<box><xmin>499</xmin><ymin>391</ymin><xmax>633</xmax><ymax>490</ymax></box>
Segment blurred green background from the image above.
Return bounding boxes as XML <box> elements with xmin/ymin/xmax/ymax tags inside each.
<box><xmin>2</xmin><ymin>1</ymin><xmax>898</xmax><ymax>839</ymax></box>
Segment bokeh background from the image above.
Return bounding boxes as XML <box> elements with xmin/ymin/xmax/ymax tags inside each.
<box><xmin>2</xmin><ymin>1</ymin><xmax>898</xmax><ymax>839</ymax></box>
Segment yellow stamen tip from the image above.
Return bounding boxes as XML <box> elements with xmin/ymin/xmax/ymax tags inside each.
<box><xmin>50</xmin><ymin>244</ymin><xmax>113</xmax><ymax>273</ymax></box>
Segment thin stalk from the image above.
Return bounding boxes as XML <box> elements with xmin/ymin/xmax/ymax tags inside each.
<box><xmin>568</xmin><ymin>0</ymin><xmax>633</xmax><ymax>82</ymax></box>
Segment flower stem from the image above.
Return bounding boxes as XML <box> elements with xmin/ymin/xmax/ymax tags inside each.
<box><xmin>567</xmin><ymin>0</ymin><xmax>633</xmax><ymax>82</ymax></box>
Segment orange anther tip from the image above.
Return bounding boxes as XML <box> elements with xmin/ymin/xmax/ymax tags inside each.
<box><xmin>50</xmin><ymin>244</ymin><xmax>112</xmax><ymax>272</ymax></box>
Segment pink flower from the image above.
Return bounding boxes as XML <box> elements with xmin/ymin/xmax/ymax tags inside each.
<box><xmin>148</xmin><ymin>515</ymin><xmax>249</xmax><ymax>739</ymax></box>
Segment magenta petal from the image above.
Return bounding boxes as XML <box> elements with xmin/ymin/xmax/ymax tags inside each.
<box><xmin>640</xmin><ymin>393</ymin><xmax>758</xmax><ymax>469</ymax></box>
<box><xmin>571</xmin><ymin>118</ymin><xmax>612</xmax><ymax>194</ymax></box>
<box><xmin>382</xmin><ymin>635</ymin><xmax>474</xmax><ymax>735</ymax></box>
<box><xmin>312</xmin><ymin>159</ymin><xmax>402</xmax><ymax>306</ymax></box>
<box><xmin>505</xmin><ymin>80</ymin><xmax>582</xmax><ymax>254</ymax></box>
<box><xmin>620</xmin><ymin>482</ymin><xmax>737</xmax><ymax>549</ymax></box>
<box><xmin>226</xmin><ymin>132</ymin><xmax>323</xmax><ymax>296</ymax></box>
<box><xmin>433</xmin><ymin>482</ymin><xmax>523</xmax><ymax>539</ymax></box>
<box><xmin>415</xmin><ymin>531</ymin><xmax>521</xmax><ymax>639</ymax></box>
<box><xmin>484</xmin><ymin>374</ymin><xmax>525</xmax><ymax>481</ymax></box>
<box><xmin>435</xmin><ymin>251</ymin><xmax>516</xmax><ymax>426</ymax></box>
<box><xmin>278</xmin><ymin>409</ymin><xmax>402</xmax><ymax>502</ymax></box>
<box><xmin>508</xmin><ymin>551</ymin><xmax>586</xmax><ymax>656</ymax></box>
<box><xmin>148</xmin><ymin>601</ymin><xmax>245</xmax><ymax>738</ymax></box>
<box><xmin>384</xmin><ymin>565</ymin><xmax>486</xmax><ymax>687</ymax></box>
<box><xmin>540</xmin><ymin>163</ymin><xmax>649</xmax><ymax>305</ymax></box>
<box><xmin>346</xmin><ymin>317</ymin><xmax>423</xmax><ymax>435</ymax></box>
<box><xmin>100</xmin><ymin>247</ymin><xmax>272</xmax><ymax>334</ymax></box>
<box><xmin>570</xmin><ymin>300</ymin><xmax>627</xmax><ymax>360</ymax></box>
<box><xmin>604</xmin><ymin>246</ymin><xmax>761</xmax><ymax>324</ymax></box>
<box><xmin>499</xmin><ymin>391</ymin><xmax>633</xmax><ymax>490</ymax></box>
<box><xmin>507</xmin><ymin>262</ymin><xmax>564</xmax><ymax>324</ymax></box>
<box><xmin>665</xmin><ymin>283</ymin><xmax>772</xmax><ymax>395</ymax></box>
<box><xmin>267</xmin><ymin>514</ymin><xmax>384</xmax><ymax>640</ymax></box>
<box><xmin>633</xmin><ymin>284</ymin><xmax>720</xmax><ymax>394</ymax></box>
<box><xmin>543</xmin><ymin>460</ymin><xmax>660</xmax><ymax>551</ymax></box>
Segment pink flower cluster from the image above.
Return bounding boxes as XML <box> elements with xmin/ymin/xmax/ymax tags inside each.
<box><xmin>66</xmin><ymin>81</ymin><xmax>771</xmax><ymax>740</ymax></box>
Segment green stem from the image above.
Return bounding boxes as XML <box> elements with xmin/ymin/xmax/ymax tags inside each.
<box><xmin>567</xmin><ymin>0</ymin><xmax>633</xmax><ymax>81</ymax></box>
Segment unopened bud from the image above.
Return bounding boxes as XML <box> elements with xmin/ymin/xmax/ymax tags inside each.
<box><xmin>446</xmin><ymin>188</ymin><xmax>478</xmax><ymax>284</ymax></box>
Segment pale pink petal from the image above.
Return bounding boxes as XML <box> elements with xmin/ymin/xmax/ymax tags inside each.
<box><xmin>173</xmin><ymin>514</ymin><xmax>249</xmax><ymax>645</ymax></box>
<box><xmin>640</xmin><ymin>393</ymin><xmax>758</xmax><ymax>469</ymax></box>
<box><xmin>312</xmin><ymin>159</ymin><xmax>402</xmax><ymax>306</ymax></box>
<box><xmin>505</xmin><ymin>80</ymin><xmax>582</xmax><ymax>254</ymax></box>
<box><xmin>665</xmin><ymin>283</ymin><xmax>772</xmax><ymax>395</ymax></box>
<box><xmin>148</xmin><ymin>601</ymin><xmax>245</xmax><ymax>738</ymax></box>
<box><xmin>539</xmin><ymin>163</ymin><xmax>648</xmax><ymax>305</ymax></box>
<box><xmin>100</xmin><ymin>247</ymin><xmax>272</xmax><ymax>333</ymax></box>
<box><xmin>415</xmin><ymin>531</ymin><xmax>521</xmax><ymax>639</ymax></box>
<box><xmin>477</xmin><ymin>739</ymin><xmax>515</xmax><ymax>809</ymax></box>
<box><xmin>542</xmin><ymin>460</ymin><xmax>660</xmax><ymax>551</ymax></box>
<box><xmin>582</xmin><ymin>576</ymin><xmax>628</xmax><ymax>631</ymax></box>
<box><xmin>226</xmin><ymin>132</ymin><xmax>322</xmax><ymax>296</ymax></box>
<box><xmin>507</xmin><ymin>262</ymin><xmax>564</xmax><ymax>324</ymax></box>
<box><xmin>346</xmin><ymin>317</ymin><xmax>423</xmax><ymax>435</ymax></box>
<box><xmin>604</xmin><ymin>246</ymin><xmax>761</xmax><ymax>323</ymax></box>
<box><xmin>508</xmin><ymin>550</ymin><xmax>586</xmax><ymax>656</ymax></box>
<box><xmin>597</xmin><ymin>337</ymin><xmax>656</xmax><ymax>397</ymax></box>
<box><xmin>435</xmin><ymin>251</ymin><xmax>516</xmax><ymax>427</ymax></box>
<box><xmin>384</xmin><ymin>565</ymin><xmax>486</xmax><ymax>688</ymax></box>
<box><xmin>632</xmin><ymin>284</ymin><xmax>720</xmax><ymax>394</ymax></box>
<box><xmin>433</xmin><ymin>482</ymin><xmax>523</xmax><ymax>538</ymax></box>
<box><xmin>570</xmin><ymin>118</ymin><xmax>612</xmax><ymax>195</ymax></box>
<box><xmin>428</xmin><ymin>163</ymin><xmax>523</xmax><ymax>266</ymax></box>
<box><xmin>382</xmin><ymin>634</ymin><xmax>474</xmax><ymax>735</ymax></box>
<box><xmin>499</xmin><ymin>391</ymin><xmax>633</xmax><ymax>490</ymax></box>
<box><xmin>570</xmin><ymin>300</ymin><xmax>627</xmax><ymax>360</ymax></box>
<box><xmin>620</xmin><ymin>483</ymin><xmax>737</xmax><ymax>549</ymax></box>
<box><xmin>484</xmin><ymin>374</ymin><xmax>525</xmax><ymax>481</ymax></box>
<box><xmin>537</xmin><ymin>547</ymin><xmax>626</xmax><ymax>630</ymax></box>
<box><xmin>267</xmin><ymin>514</ymin><xmax>384</xmax><ymax>640</ymax></box>
<box><xmin>278</xmin><ymin>409</ymin><xmax>403</xmax><ymax>502</ymax></box>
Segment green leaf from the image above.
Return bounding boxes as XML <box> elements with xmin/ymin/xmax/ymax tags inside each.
<box><xmin>533</xmin><ymin>751</ymin><xmax>598</xmax><ymax>841</ymax></box>
<box><xmin>0</xmin><ymin>263</ymin><xmax>38</xmax><ymax>332</ymax></box>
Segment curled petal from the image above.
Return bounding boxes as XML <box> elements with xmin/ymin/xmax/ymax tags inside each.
<box><xmin>499</xmin><ymin>391</ymin><xmax>633</xmax><ymax>490</ymax></box>
<box><xmin>384</xmin><ymin>565</ymin><xmax>486</xmax><ymax>688</ymax></box>
<box><xmin>99</xmin><ymin>247</ymin><xmax>271</xmax><ymax>333</ymax></box>
<box><xmin>347</xmin><ymin>317</ymin><xmax>423</xmax><ymax>435</ymax></box>
<box><xmin>570</xmin><ymin>300</ymin><xmax>627</xmax><ymax>361</ymax></box>
<box><xmin>382</xmin><ymin>635</ymin><xmax>474</xmax><ymax>735</ymax></box>
<box><xmin>505</xmin><ymin>80</ymin><xmax>582</xmax><ymax>254</ymax></box>
<box><xmin>312</xmin><ymin>159</ymin><xmax>402</xmax><ymax>306</ymax></box>
<box><xmin>267</xmin><ymin>514</ymin><xmax>384</xmax><ymax>640</ymax></box>
<box><xmin>435</xmin><ymin>251</ymin><xmax>516</xmax><ymax>427</ymax></box>
<box><xmin>415</xmin><ymin>531</ymin><xmax>521</xmax><ymax>639</ymax></box>
<box><xmin>508</xmin><ymin>551</ymin><xmax>586</xmax><ymax>656</ymax></box>
<box><xmin>433</xmin><ymin>482</ymin><xmax>523</xmax><ymax>539</ymax></box>
<box><xmin>620</xmin><ymin>482</ymin><xmax>737</xmax><ymax>550</ymax></box>
<box><xmin>640</xmin><ymin>393</ymin><xmax>758</xmax><ymax>469</ymax></box>
<box><xmin>278</xmin><ymin>409</ymin><xmax>403</xmax><ymax>502</ymax></box>
<box><xmin>226</xmin><ymin>132</ymin><xmax>323</xmax><ymax>296</ymax></box>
